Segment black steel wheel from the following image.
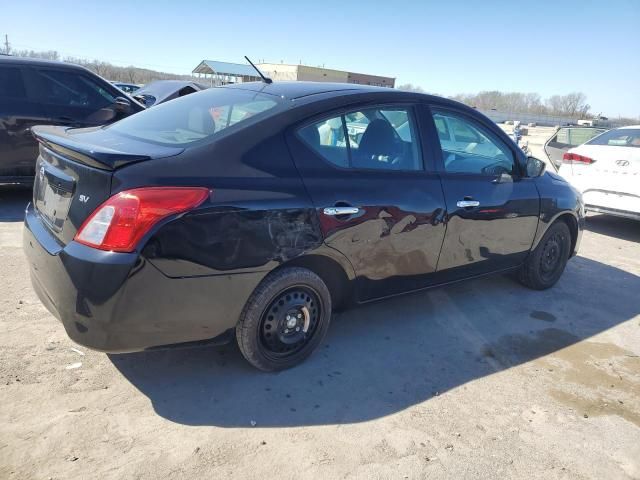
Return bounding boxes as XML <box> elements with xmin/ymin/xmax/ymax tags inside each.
<box><xmin>518</xmin><ymin>221</ymin><xmax>571</xmax><ymax>290</ymax></box>
<box><xmin>236</xmin><ymin>267</ymin><xmax>331</xmax><ymax>371</ymax></box>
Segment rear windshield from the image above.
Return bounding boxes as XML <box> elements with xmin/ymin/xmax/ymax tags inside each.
<box><xmin>586</xmin><ymin>128</ymin><xmax>640</xmax><ymax>148</ymax></box>
<box><xmin>109</xmin><ymin>87</ymin><xmax>281</xmax><ymax>146</ymax></box>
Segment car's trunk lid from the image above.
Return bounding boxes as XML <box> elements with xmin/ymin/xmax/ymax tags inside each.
<box><xmin>31</xmin><ymin>125</ymin><xmax>183</xmax><ymax>245</ymax></box>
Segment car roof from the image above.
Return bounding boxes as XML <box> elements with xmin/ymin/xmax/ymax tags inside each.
<box><xmin>0</xmin><ymin>56</ymin><xmax>88</xmax><ymax>71</ymax></box>
<box><xmin>225</xmin><ymin>81</ymin><xmax>405</xmax><ymax>100</ymax></box>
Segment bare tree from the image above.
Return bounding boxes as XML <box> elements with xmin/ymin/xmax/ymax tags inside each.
<box><xmin>396</xmin><ymin>83</ymin><xmax>426</xmax><ymax>93</ymax></box>
<box><xmin>126</xmin><ymin>66</ymin><xmax>137</xmax><ymax>83</ymax></box>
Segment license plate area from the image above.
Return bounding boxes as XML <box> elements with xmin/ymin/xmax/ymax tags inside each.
<box><xmin>34</xmin><ymin>161</ymin><xmax>75</xmax><ymax>233</ymax></box>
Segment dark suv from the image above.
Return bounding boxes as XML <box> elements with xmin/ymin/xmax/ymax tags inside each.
<box><xmin>23</xmin><ymin>82</ymin><xmax>584</xmax><ymax>371</ymax></box>
<box><xmin>0</xmin><ymin>57</ymin><xmax>144</xmax><ymax>185</ymax></box>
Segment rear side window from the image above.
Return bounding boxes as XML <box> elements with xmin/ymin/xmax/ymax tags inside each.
<box><xmin>587</xmin><ymin>128</ymin><xmax>640</xmax><ymax>148</ymax></box>
<box><xmin>298</xmin><ymin>106</ymin><xmax>422</xmax><ymax>171</ymax></box>
<box><xmin>569</xmin><ymin>128</ymin><xmax>605</xmax><ymax>146</ymax></box>
<box><xmin>0</xmin><ymin>66</ymin><xmax>26</xmax><ymax>99</ymax></box>
<box><xmin>109</xmin><ymin>88</ymin><xmax>280</xmax><ymax>146</ymax></box>
<box><xmin>31</xmin><ymin>69</ymin><xmax>116</xmax><ymax>109</ymax></box>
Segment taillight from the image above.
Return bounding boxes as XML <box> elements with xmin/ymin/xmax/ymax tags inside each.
<box><xmin>562</xmin><ymin>152</ymin><xmax>595</xmax><ymax>164</ymax></box>
<box><xmin>75</xmin><ymin>187</ymin><xmax>210</xmax><ymax>252</ymax></box>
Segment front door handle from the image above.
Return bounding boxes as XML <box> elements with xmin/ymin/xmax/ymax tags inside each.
<box><xmin>323</xmin><ymin>206</ymin><xmax>360</xmax><ymax>216</ymax></box>
<box><xmin>456</xmin><ymin>200</ymin><xmax>480</xmax><ymax>208</ymax></box>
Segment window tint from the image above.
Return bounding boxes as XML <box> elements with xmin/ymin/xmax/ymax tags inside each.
<box><xmin>586</xmin><ymin>128</ymin><xmax>640</xmax><ymax>148</ymax></box>
<box><xmin>0</xmin><ymin>66</ymin><xmax>26</xmax><ymax>99</ymax></box>
<box><xmin>434</xmin><ymin>116</ymin><xmax>450</xmax><ymax>141</ymax></box>
<box><xmin>32</xmin><ymin>69</ymin><xmax>115</xmax><ymax>109</ymax></box>
<box><xmin>569</xmin><ymin>128</ymin><xmax>606</xmax><ymax>146</ymax></box>
<box><xmin>298</xmin><ymin>106</ymin><xmax>422</xmax><ymax>171</ymax></box>
<box><xmin>556</xmin><ymin>128</ymin><xmax>570</xmax><ymax>145</ymax></box>
<box><xmin>109</xmin><ymin>87</ymin><xmax>280</xmax><ymax>146</ymax></box>
<box><xmin>433</xmin><ymin>111</ymin><xmax>515</xmax><ymax>175</ymax></box>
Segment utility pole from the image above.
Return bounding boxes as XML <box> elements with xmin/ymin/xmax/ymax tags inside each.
<box><xmin>3</xmin><ymin>34</ymin><xmax>9</xmax><ymax>55</ymax></box>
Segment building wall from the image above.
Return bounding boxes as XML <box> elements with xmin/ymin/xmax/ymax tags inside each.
<box><xmin>257</xmin><ymin>63</ymin><xmax>298</xmax><ymax>81</ymax></box>
<box><xmin>347</xmin><ymin>72</ymin><xmax>395</xmax><ymax>88</ymax></box>
<box><xmin>297</xmin><ymin>65</ymin><xmax>348</xmax><ymax>83</ymax></box>
<box><xmin>257</xmin><ymin>63</ymin><xmax>394</xmax><ymax>87</ymax></box>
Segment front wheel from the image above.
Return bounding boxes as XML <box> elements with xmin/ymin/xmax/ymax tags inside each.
<box><xmin>518</xmin><ymin>221</ymin><xmax>571</xmax><ymax>290</ymax></box>
<box><xmin>236</xmin><ymin>267</ymin><xmax>332</xmax><ymax>371</ymax></box>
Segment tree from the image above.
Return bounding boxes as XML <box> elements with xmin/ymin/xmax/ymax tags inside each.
<box><xmin>396</xmin><ymin>83</ymin><xmax>426</xmax><ymax>93</ymax></box>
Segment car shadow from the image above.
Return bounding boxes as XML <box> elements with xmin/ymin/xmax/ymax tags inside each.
<box><xmin>585</xmin><ymin>213</ymin><xmax>640</xmax><ymax>243</ymax></box>
<box><xmin>0</xmin><ymin>187</ymin><xmax>32</xmax><ymax>222</ymax></box>
<box><xmin>110</xmin><ymin>255</ymin><xmax>640</xmax><ymax>427</ymax></box>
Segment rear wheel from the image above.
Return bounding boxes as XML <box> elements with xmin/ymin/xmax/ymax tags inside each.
<box><xmin>518</xmin><ymin>221</ymin><xmax>571</xmax><ymax>290</ymax></box>
<box><xmin>236</xmin><ymin>267</ymin><xmax>331</xmax><ymax>371</ymax></box>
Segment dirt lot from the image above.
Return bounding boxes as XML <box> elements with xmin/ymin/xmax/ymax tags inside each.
<box><xmin>1</xmin><ymin>188</ymin><xmax>639</xmax><ymax>480</ymax></box>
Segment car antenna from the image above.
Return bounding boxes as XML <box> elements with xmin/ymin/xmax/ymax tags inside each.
<box><xmin>245</xmin><ymin>56</ymin><xmax>272</xmax><ymax>84</ymax></box>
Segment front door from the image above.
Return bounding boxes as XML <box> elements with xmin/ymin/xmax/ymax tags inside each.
<box><xmin>428</xmin><ymin>107</ymin><xmax>540</xmax><ymax>280</ymax></box>
<box><xmin>288</xmin><ymin>104</ymin><xmax>447</xmax><ymax>301</ymax></box>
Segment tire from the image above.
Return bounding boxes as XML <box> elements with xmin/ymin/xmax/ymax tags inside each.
<box><xmin>236</xmin><ymin>267</ymin><xmax>332</xmax><ymax>371</ymax></box>
<box><xmin>518</xmin><ymin>221</ymin><xmax>571</xmax><ymax>290</ymax></box>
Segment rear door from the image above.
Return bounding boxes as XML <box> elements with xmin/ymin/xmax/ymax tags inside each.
<box><xmin>288</xmin><ymin>103</ymin><xmax>447</xmax><ymax>301</ymax></box>
<box><xmin>427</xmin><ymin>107</ymin><xmax>540</xmax><ymax>279</ymax></box>
<box><xmin>0</xmin><ymin>64</ymin><xmax>48</xmax><ymax>179</ymax></box>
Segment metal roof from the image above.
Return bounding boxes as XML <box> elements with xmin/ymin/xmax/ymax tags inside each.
<box><xmin>192</xmin><ymin>60</ymin><xmax>259</xmax><ymax>77</ymax></box>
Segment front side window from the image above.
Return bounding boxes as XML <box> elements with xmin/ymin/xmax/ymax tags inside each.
<box><xmin>109</xmin><ymin>87</ymin><xmax>280</xmax><ymax>146</ymax></box>
<box><xmin>298</xmin><ymin>106</ymin><xmax>422</xmax><ymax>171</ymax></box>
<box><xmin>0</xmin><ymin>66</ymin><xmax>26</xmax><ymax>99</ymax></box>
<box><xmin>32</xmin><ymin>69</ymin><xmax>115</xmax><ymax>109</ymax></box>
<box><xmin>432</xmin><ymin>111</ymin><xmax>515</xmax><ymax>175</ymax></box>
<box><xmin>586</xmin><ymin>128</ymin><xmax>640</xmax><ymax>148</ymax></box>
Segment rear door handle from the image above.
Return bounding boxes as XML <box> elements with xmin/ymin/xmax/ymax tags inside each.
<box><xmin>456</xmin><ymin>200</ymin><xmax>480</xmax><ymax>208</ymax></box>
<box><xmin>323</xmin><ymin>206</ymin><xmax>360</xmax><ymax>216</ymax></box>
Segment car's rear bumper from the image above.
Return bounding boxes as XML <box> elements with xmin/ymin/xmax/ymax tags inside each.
<box><xmin>23</xmin><ymin>204</ymin><xmax>266</xmax><ymax>352</ymax></box>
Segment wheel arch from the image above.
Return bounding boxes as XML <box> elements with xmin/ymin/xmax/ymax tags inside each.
<box><xmin>532</xmin><ymin>210</ymin><xmax>580</xmax><ymax>256</ymax></box>
<box><xmin>275</xmin><ymin>250</ymin><xmax>356</xmax><ymax>310</ymax></box>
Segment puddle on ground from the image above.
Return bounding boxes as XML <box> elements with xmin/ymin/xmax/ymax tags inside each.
<box><xmin>529</xmin><ymin>310</ymin><xmax>557</xmax><ymax>322</ymax></box>
<box><xmin>543</xmin><ymin>340</ymin><xmax>640</xmax><ymax>427</ymax></box>
<box><xmin>483</xmin><ymin>328</ymin><xmax>640</xmax><ymax>427</ymax></box>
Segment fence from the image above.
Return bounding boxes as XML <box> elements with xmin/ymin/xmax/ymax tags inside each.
<box><xmin>478</xmin><ymin>110</ymin><xmax>626</xmax><ymax>129</ymax></box>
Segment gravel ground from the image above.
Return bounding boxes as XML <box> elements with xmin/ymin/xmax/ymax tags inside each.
<box><xmin>1</xmin><ymin>187</ymin><xmax>639</xmax><ymax>480</ymax></box>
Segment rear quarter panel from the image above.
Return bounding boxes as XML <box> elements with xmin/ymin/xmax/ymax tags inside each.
<box><xmin>111</xmin><ymin>117</ymin><xmax>328</xmax><ymax>278</ymax></box>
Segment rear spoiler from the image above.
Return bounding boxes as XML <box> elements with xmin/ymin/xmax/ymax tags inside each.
<box><xmin>31</xmin><ymin>125</ymin><xmax>182</xmax><ymax>171</ymax></box>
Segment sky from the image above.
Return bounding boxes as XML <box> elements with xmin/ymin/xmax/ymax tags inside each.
<box><xmin>3</xmin><ymin>0</ymin><xmax>639</xmax><ymax>117</ymax></box>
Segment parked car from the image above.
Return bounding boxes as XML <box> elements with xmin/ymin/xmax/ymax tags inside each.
<box><xmin>544</xmin><ymin>126</ymin><xmax>607</xmax><ymax>170</ymax></box>
<box><xmin>132</xmin><ymin>80</ymin><xmax>207</xmax><ymax>107</ymax></box>
<box><xmin>23</xmin><ymin>82</ymin><xmax>583</xmax><ymax>371</ymax></box>
<box><xmin>0</xmin><ymin>57</ymin><xmax>144</xmax><ymax>185</ymax></box>
<box><xmin>558</xmin><ymin>125</ymin><xmax>640</xmax><ymax>220</ymax></box>
<box><xmin>111</xmin><ymin>81</ymin><xmax>141</xmax><ymax>94</ymax></box>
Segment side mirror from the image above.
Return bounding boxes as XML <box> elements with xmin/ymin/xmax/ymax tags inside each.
<box><xmin>114</xmin><ymin>96</ymin><xmax>132</xmax><ymax>114</ymax></box>
<box><xmin>526</xmin><ymin>156</ymin><xmax>546</xmax><ymax>177</ymax></box>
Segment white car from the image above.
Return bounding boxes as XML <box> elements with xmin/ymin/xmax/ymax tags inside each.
<box><xmin>558</xmin><ymin>125</ymin><xmax>640</xmax><ymax>220</ymax></box>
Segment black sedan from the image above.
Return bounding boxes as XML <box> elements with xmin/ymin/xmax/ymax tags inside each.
<box><xmin>23</xmin><ymin>81</ymin><xmax>584</xmax><ymax>371</ymax></box>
